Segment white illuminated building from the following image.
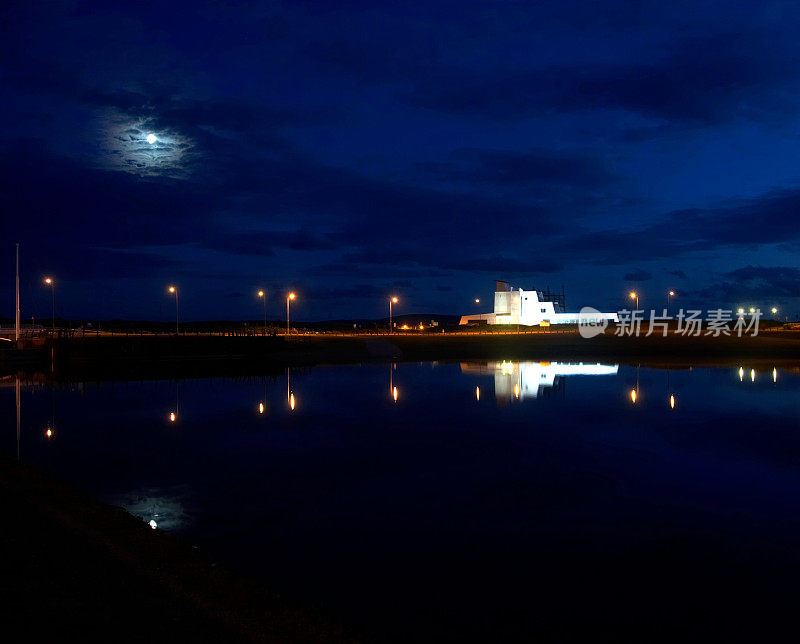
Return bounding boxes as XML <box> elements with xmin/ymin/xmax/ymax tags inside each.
<box><xmin>460</xmin><ymin>281</ymin><xmax>618</xmax><ymax>326</ymax></box>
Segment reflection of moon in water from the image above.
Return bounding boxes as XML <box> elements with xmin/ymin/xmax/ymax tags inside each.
<box><xmin>146</xmin><ymin>133</ymin><xmax>157</xmax><ymax>144</ymax></box>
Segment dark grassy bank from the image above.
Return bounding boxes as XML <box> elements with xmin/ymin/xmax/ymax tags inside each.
<box><xmin>0</xmin><ymin>453</ymin><xmax>358</xmax><ymax>643</ymax></box>
<box><xmin>28</xmin><ymin>330</ymin><xmax>800</xmax><ymax>379</ymax></box>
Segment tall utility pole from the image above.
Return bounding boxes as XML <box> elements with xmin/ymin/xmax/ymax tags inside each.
<box><xmin>389</xmin><ymin>296</ymin><xmax>398</xmax><ymax>334</ymax></box>
<box><xmin>15</xmin><ymin>243</ymin><xmax>20</xmax><ymax>343</ymax></box>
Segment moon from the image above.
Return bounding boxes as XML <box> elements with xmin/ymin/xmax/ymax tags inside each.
<box><xmin>146</xmin><ymin>133</ymin><xmax>157</xmax><ymax>144</ymax></box>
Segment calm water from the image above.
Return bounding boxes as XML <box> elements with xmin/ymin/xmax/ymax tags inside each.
<box><xmin>5</xmin><ymin>361</ymin><xmax>800</xmax><ymax>641</ymax></box>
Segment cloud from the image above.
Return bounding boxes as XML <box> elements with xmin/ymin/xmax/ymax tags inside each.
<box><xmin>408</xmin><ymin>33</ymin><xmax>799</xmax><ymax>126</ymax></box>
<box><xmin>418</xmin><ymin>148</ymin><xmax>616</xmax><ymax>189</ymax></box>
<box><xmin>624</xmin><ymin>269</ymin><xmax>652</xmax><ymax>281</ymax></box>
<box><xmin>690</xmin><ymin>265</ymin><xmax>800</xmax><ymax>303</ymax></box>
<box><xmin>666</xmin><ymin>269</ymin><xmax>687</xmax><ymax>279</ymax></box>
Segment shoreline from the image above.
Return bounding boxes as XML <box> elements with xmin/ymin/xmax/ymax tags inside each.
<box><xmin>3</xmin><ymin>331</ymin><xmax>800</xmax><ymax>380</ymax></box>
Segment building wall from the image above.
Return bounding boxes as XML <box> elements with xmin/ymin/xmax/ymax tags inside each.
<box><xmin>460</xmin><ymin>287</ymin><xmax>619</xmax><ymax>326</ymax></box>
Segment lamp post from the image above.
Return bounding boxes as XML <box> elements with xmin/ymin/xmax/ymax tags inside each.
<box><xmin>629</xmin><ymin>291</ymin><xmax>638</xmax><ymax>311</ymax></box>
<box><xmin>167</xmin><ymin>286</ymin><xmax>179</xmax><ymax>334</ymax></box>
<box><xmin>286</xmin><ymin>292</ymin><xmax>295</xmax><ymax>335</ymax></box>
<box><xmin>257</xmin><ymin>290</ymin><xmax>266</xmax><ymax>332</ymax></box>
<box><xmin>389</xmin><ymin>296</ymin><xmax>398</xmax><ymax>334</ymax></box>
<box><xmin>43</xmin><ymin>277</ymin><xmax>55</xmax><ymax>333</ymax></box>
<box><xmin>667</xmin><ymin>290</ymin><xmax>675</xmax><ymax>314</ymax></box>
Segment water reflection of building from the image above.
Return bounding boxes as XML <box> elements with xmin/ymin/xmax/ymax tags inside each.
<box><xmin>461</xmin><ymin>361</ymin><xmax>619</xmax><ymax>402</ymax></box>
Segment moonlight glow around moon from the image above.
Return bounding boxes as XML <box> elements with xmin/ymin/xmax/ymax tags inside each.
<box><xmin>104</xmin><ymin>116</ymin><xmax>193</xmax><ymax>176</ymax></box>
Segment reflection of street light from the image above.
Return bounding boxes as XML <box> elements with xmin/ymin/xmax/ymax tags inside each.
<box><xmin>286</xmin><ymin>292</ymin><xmax>296</xmax><ymax>335</ymax></box>
<box><xmin>43</xmin><ymin>277</ymin><xmax>55</xmax><ymax>332</ymax></box>
<box><xmin>257</xmin><ymin>290</ymin><xmax>266</xmax><ymax>331</ymax></box>
<box><xmin>629</xmin><ymin>291</ymin><xmax>639</xmax><ymax>310</ymax></box>
<box><xmin>630</xmin><ymin>388</ymin><xmax>637</xmax><ymax>403</ymax></box>
<box><xmin>389</xmin><ymin>296</ymin><xmax>398</xmax><ymax>334</ymax></box>
<box><xmin>669</xmin><ymin>394</ymin><xmax>675</xmax><ymax>409</ymax></box>
<box><xmin>167</xmin><ymin>286</ymin><xmax>179</xmax><ymax>334</ymax></box>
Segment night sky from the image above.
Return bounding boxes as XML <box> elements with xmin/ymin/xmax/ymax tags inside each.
<box><xmin>3</xmin><ymin>1</ymin><xmax>800</xmax><ymax>322</ymax></box>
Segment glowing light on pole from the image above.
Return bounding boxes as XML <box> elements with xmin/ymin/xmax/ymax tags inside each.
<box><xmin>629</xmin><ymin>291</ymin><xmax>638</xmax><ymax>310</ymax></box>
<box><xmin>167</xmin><ymin>286</ymin><xmax>179</xmax><ymax>334</ymax></box>
<box><xmin>286</xmin><ymin>292</ymin><xmax>295</xmax><ymax>335</ymax></box>
<box><xmin>389</xmin><ymin>296</ymin><xmax>398</xmax><ymax>334</ymax></box>
<box><xmin>667</xmin><ymin>290</ymin><xmax>675</xmax><ymax>314</ymax></box>
<box><xmin>257</xmin><ymin>290</ymin><xmax>266</xmax><ymax>331</ymax></box>
<box><xmin>43</xmin><ymin>277</ymin><xmax>55</xmax><ymax>332</ymax></box>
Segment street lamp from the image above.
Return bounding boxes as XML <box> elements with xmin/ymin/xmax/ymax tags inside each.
<box><xmin>771</xmin><ymin>307</ymin><xmax>778</xmax><ymax>318</ymax></box>
<box><xmin>43</xmin><ymin>277</ymin><xmax>55</xmax><ymax>333</ymax></box>
<box><xmin>667</xmin><ymin>290</ymin><xmax>675</xmax><ymax>314</ymax></box>
<box><xmin>257</xmin><ymin>290</ymin><xmax>266</xmax><ymax>332</ymax></box>
<box><xmin>629</xmin><ymin>291</ymin><xmax>638</xmax><ymax>310</ymax></box>
<box><xmin>389</xmin><ymin>296</ymin><xmax>398</xmax><ymax>334</ymax></box>
<box><xmin>286</xmin><ymin>292</ymin><xmax>296</xmax><ymax>335</ymax></box>
<box><xmin>167</xmin><ymin>286</ymin><xmax>179</xmax><ymax>334</ymax></box>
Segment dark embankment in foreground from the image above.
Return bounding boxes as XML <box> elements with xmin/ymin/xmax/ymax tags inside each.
<box><xmin>19</xmin><ymin>330</ymin><xmax>800</xmax><ymax>380</ymax></box>
<box><xmin>0</xmin><ymin>453</ymin><xmax>358</xmax><ymax>643</ymax></box>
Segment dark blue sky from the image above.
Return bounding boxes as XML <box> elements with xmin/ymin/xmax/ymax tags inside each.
<box><xmin>3</xmin><ymin>0</ymin><xmax>800</xmax><ymax>321</ymax></box>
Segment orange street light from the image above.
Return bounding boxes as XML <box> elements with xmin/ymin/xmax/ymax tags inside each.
<box><xmin>389</xmin><ymin>296</ymin><xmax>398</xmax><ymax>334</ymax></box>
<box><xmin>167</xmin><ymin>286</ymin><xmax>179</xmax><ymax>334</ymax></box>
<box><xmin>667</xmin><ymin>290</ymin><xmax>675</xmax><ymax>315</ymax></box>
<box><xmin>43</xmin><ymin>277</ymin><xmax>55</xmax><ymax>333</ymax></box>
<box><xmin>257</xmin><ymin>290</ymin><xmax>266</xmax><ymax>331</ymax></box>
<box><xmin>629</xmin><ymin>291</ymin><xmax>639</xmax><ymax>310</ymax></box>
<box><xmin>286</xmin><ymin>292</ymin><xmax>296</xmax><ymax>335</ymax></box>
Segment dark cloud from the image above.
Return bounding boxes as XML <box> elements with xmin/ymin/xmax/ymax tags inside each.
<box><xmin>418</xmin><ymin>148</ymin><xmax>616</xmax><ymax>189</ymax></box>
<box><xmin>624</xmin><ymin>270</ymin><xmax>652</xmax><ymax>281</ymax></box>
<box><xmin>408</xmin><ymin>33</ymin><xmax>799</xmax><ymax>125</ymax></box>
<box><xmin>692</xmin><ymin>266</ymin><xmax>800</xmax><ymax>302</ymax></box>
<box><xmin>666</xmin><ymin>269</ymin><xmax>688</xmax><ymax>280</ymax></box>
<box><xmin>553</xmin><ymin>187</ymin><xmax>800</xmax><ymax>265</ymax></box>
